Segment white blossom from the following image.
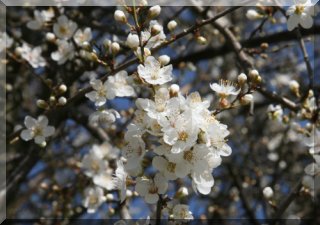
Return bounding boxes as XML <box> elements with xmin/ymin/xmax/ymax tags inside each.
<box><xmin>105</xmin><ymin>70</ymin><xmax>136</xmax><ymax>99</ymax></box>
<box><xmin>51</xmin><ymin>40</ymin><xmax>75</xmax><ymax>65</ymax></box>
<box><xmin>53</xmin><ymin>15</ymin><xmax>78</xmax><ymax>40</ymax></box>
<box><xmin>27</xmin><ymin>9</ymin><xmax>54</xmax><ymax>30</ymax></box>
<box><xmin>135</xmin><ymin>173</ymin><xmax>168</xmax><ymax>204</ymax></box>
<box><xmin>20</xmin><ymin>115</ymin><xmax>55</xmax><ymax>145</ymax></box>
<box><xmin>161</xmin><ymin>111</ymin><xmax>198</xmax><ymax>154</ymax></box>
<box><xmin>112</xmin><ymin>160</ymin><xmax>128</xmax><ymax>203</ymax></box>
<box><xmin>16</xmin><ymin>43</ymin><xmax>46</xmax><ymax>68</ymax></box>
<box><xmin>138</xmin><ymin>56</ymin><xmax>173</xmax><ymax>85</ymax></box>
<box><xmin>73</xmin><ymin>27</ymin><xmax>92</xmax><ymax>46</ymax></box>
<box><xmin>82</xmin><ymin>186</ymin><xmax>106</xmax><ymax>213</ymax></box>
<box><xmin>81</xmin><ymin>145</ymin><xmax>114</xmax><ymax>190</ymax></box>
<box><xmin>210</xmin><ymin>80</ymin><xmax>240</xmax><ymax>98</ymax></box>
<box><xmin>123</xmin><ymin>135</ymin><xmax>146</xmax><ymax>171</ymax></box>
<box><xmin>89</xmin><ymin>109</ymin><xmax>120</xmax><ymax>126</ymax></box>
<box><xmin>172</xmin><ymin>204</ymin><xmax>193</xmax><ymax>221</ymax></box>
<box><xmin>286</xmin><ymin>1</ymin><xmax>314</xmax><ymax>31</ymax></box>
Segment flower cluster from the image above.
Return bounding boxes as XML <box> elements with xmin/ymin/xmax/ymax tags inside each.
<box><xmin>81</xmin><ymin>142</ymin><xmax>120</xmax><ymax>212</ymax></box>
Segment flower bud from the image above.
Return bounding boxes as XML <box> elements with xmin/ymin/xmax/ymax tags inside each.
<box><xmin>58</xmin><ymin>84</ymin><xmax>67</xmax><ymax>94</ymax></box>
<box><xmin>37</xmin><ymin>99</ymin><xmax>49</xmax><ymax>109</ymax></box>
<box><xmin>158</xmin><ymin>55</ymin><xmax>170</xmax><ymax>66</ymax></box>
<box><xmin>219</xmin><ymin>98</ymin><xmax>229</xmax><ymax>108</ymax></box>
<box><xmin>103</xmin><ymin>39</ymin><xmax>111</xmax><ymax>49</ymax></box>
<box><xmin>249</xmin><ymin>69</ymin><xmax>260</xmax><ymax>81</ymax></box>
<box><xmin>240</xmin><ymin>94</ymin><xmax>253</xmax><ymax>105</ymax></box>
<box><xmin>175</xmin><ymin>187</ymin><xmax>189</xmax><ymax>198</ymax></box>
<box><xmin>289</xmin><ymin>80</ymin><xmax>300</xmax><ymax>93</ymax></box>
<box><xmin>169</xmin><ymin>84</ymin><xmax>180</xmax><ymax>97</ymax></box>
<box><xmin>260</xmin><ymin>42</ymin><xmax>269</xmax><ymax>50</ymax></box>
<box><xmin>81</xmin><ymin>41</ymin><xmax>91</xmax><ymax>51</ymax></box>
<box><xmin>196</xmin><ymin>36</ymin><xmax>207</xmax><ymax>45</ymax></box>
<box><xmin>49</xmin><ymin>96</ymin><xmax>56</xmax><ymax>104</ymax></box>
<box><xmin>39</xmin><ymin>141</ymin><xmax>47</xmax><ymax>148</ymax></box>
<box><xmin>111</xmin><ymin>42</ymin><xmax>120</xmax><ymax>55</ymax></box>
<box><xmin>46</xmin><ymin>32</ymin><xmax>56</xmax><ymax>42</ymax></box>
<box><xmin>167</xmin><ymin>20</ymin><xmax>177</xmax><ymax>31</ymax></box>
<box><xmin>263</xmin><ymin>187</ymin><xmax>274</xmax><ymax>199</ymax></box>
<box><xmin>246</xmin><ymin>9</ymin><xmax>263</xmax><ymax>20</ymax></box>
<box><xmin>238</xmin><ymin>73</ymin><xmax>247</xmax><ymax>85</ymax></box>
<box><xmin>106</xmin><ymin>193</ymin><xmax>114</xmax><ymax>201</ymax></box>
<box><xmin>114</xmin><ymin>10</ymin><xmax>127</xmax><ymax>23</ymax></box>
<box><xmin>151</xmin><ymin>24</ymin><xmax>162</xmax><ymax>36</ymax></box>
<box><xmin>148</xmin><ymin>5</ymin><xmax>161</xmax><ymax>18</ymax></box>
<box><xmin>126</xmin><ymin>33</ymin><xmax>140</xmax><ymax>49</ymax></box>
<box><xmin>58</xmin><ymin>96</ymin><xmax>67</xmax><ymax>106</ymax></box>
<box><xmin>15</xmin><ymin>47</ymin><xmax>23</xmax><ymax>56</ymax></box>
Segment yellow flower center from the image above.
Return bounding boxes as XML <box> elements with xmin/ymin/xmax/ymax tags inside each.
<box><xmin>295</xmin><ymin>5</ymin><xmax>305</xmax><ymax>15</ymax></box>
<box><xmin>149</xmin><ymin>185</ymin><xmax>158</xmax><ymax>194</ymax></box>
<box><xmin>178</xmin><ymin>131</ymin><xmax>188</xmax><ymax>141</ymax></box>
<box><xmin>183</xmin><ymin>150</ymin><xmax>193</xmax><ymax>162</ymax></box>
<box><xmin>167</xmin><ymin>162</ymin><xmax>176</xmax><ymax>173</ymax></box>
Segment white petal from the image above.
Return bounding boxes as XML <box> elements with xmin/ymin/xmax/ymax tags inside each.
<box><xmin>20</xmin><ymin>129</ymin><xmax>33</xmax><ymax>141</ymax></box>
<box><xmin>24</xmin><ymin>116</ymin><xmax>37</xmax><ymax>129</ymax></box>
<box><xmin>300</xmin><ymin>14</ymin><xmax>313</xmax><ymax>29</ymax></box>
<box><xmin>43</xmin><ymin>126</ymin><xmax>55</xmax><ymax>137</ymax></box>
<box><xmin>38</xmin><ymin>115</ymin><xmax>48</xmax><ymax>127</ymax></box>
<box><xmin>287</xmin><ymin>15</ymin><xmax>299</xmax><ymax>31</ymax></box>
<box><xmin>152</xmin><ymin>156</ymin><xmax>166</xmax><ymax>171</ymax></box>
<box><xmin>145</xmin><ymin>193</ymin><xmax>159</xmax><ymax>204</ymax></box>
<box><xmin>34</xmin><ymin>135</ymin><xmax>45</xmax><ymax>144</ymax></box>
<box><xmin>85</xmin><ymin>91</ymin><xmax>98</xmax><ymax>101</ymax></box>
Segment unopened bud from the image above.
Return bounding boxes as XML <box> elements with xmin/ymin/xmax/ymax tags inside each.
<box><xmin>58</xmin><ymin>96</ymin><xmax>67</xmax><ymax>106</ymax></box>
<box><xmin>39</xmin><ymin>141</ymin><xmax>47</xmax><ymax>148</ymax></box>
<box><xmin>238</xmin><ymin>73</ymin><xmax>247</xmax><ymax>85</ymax></box>
<box><xmin>126</xmin><ymin>34</ymin><xmax>140</xmax><ymax>49</ymax></box>
<box><xmin>260</xmin><ymin>42</ymin><xmax>269</xmax><ymax>50</ymax></box>
<box><xmin>46</xmin><ymin>32</ymin><xmax>56</xmax><ymax>42</ymax></box>
<box><xmin>82</xmin><ymin>41</ymin><xmax>91</xmax><ymax>51</ymax></box>
<box><xmin>148</xmin><ymin>5</ymin><xmax>161</xmax><ymax>18</ymax></box>
<box><xmin>289</xmin><ymin>80</ymin><xmax>300</xmax><ymax>93</ymax></box>
<box><xmin>49</xmin><ymin>96</ymin><xmax>56</xmax><ymax>104</ymax></box>
<box><xmin>169</xmin><ymin>84</ymin><xmax>180</xmax><ymax>97</ymax></box>
<box><xmin>167</xmin><ymin>20</ymin><xmax>177</xmax><ymax>31</ymax></box>
<box><xmin>158</xmin><ymin>55</ymin><xmax>170</xmax><ymax>66</ymax></box>
<box><xmin>196</xmin><ymin>36</ymin><xmax>207</xmax><ymax>45</ymax></box>
<box><xmin>103</xmin><ymin>39</ymin><xmax>111</xmax><ymax>49</ymax></box>
<box><xmin>246</xmin><ymin>9</ymin><xmax>263</xmax><ymax>20</ymax></box>
<box><xmin>114</xmin><ymin>10</ymin><xmax>127</xmax><ymax>23</ymax></box>
<box><xmin>58</xmin><ymin>84</ymin><xmax>67</xmax><ymax>94</ymax></box>
<box><xmin>240</xmin><ymin>94</ymin><xmax>253</xmax><ymax>105</ymax></box>
<box><xmin>151</xmin><ymin>24</ymin><xmax>162</xmax><ymax>36</ymax></box>
<box><xmin>176</xmin><ymin>187</ymin><xmax>189</xmax><ymax>198</ymax></box>
<box><xmin>219</xmin><ymin>98</ymin><xmax>229</xmax><ymax>108</ymax></box>
<box><xmin>249</xmin><ymin>69</ymin><xmax>259</xmax><ymax>80</ymax></box>
<box><xmin>106</xmin><ymin>194</ymin><xmax>114</xmax><ymax>201</ymax></box>
<box><xmin>37</xmin><ymin>99</ymin><xmax>49</xmax><ymax>109</ymax></box>
<box><xmin>111</xmin><ymin>42</ymin><xmax>120</xmax><ymax>55</ymax></box>
<box><xmin>263</xmin><ymin>187</ymin><xmax>274</xmax><ymax>199</ymax></box>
